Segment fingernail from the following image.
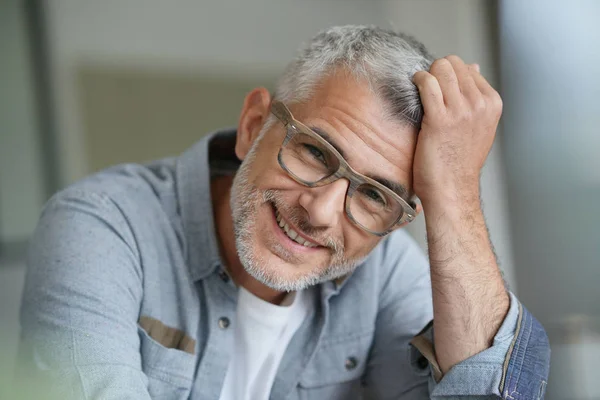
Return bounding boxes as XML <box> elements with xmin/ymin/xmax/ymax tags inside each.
<box><xmin>473</xmin><ymin>63</ymin><xmax>481</xmax><ymax>73</ymax></box>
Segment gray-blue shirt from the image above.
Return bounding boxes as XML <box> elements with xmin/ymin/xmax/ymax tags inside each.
<box><xmin>18</xmin><ymin>129</ymin><xmax>550</xmax><ymax>399</ymax></box>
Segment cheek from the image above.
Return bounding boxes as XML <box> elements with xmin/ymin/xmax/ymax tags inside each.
<box><xmin>250</xmin><ymin>157</ymin><xmax>303</xmax><ymax>194</ymax></box>
<box><xmin>341</xmin><ymin>223</ymin><xmax>380</xmax><ymax>257</ymax></box>
<box><xmin>245</xmin><ymin>146</ymin><xmax>296</xmax><ymax>191</ymax></box>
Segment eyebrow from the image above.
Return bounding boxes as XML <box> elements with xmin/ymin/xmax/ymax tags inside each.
<box><xmin>311</xmin><ymin>127</ymin><xmax>347</xmax><ymax>159</ymax></box>
<box><xmin>309</xmin><ymin>125</ymin><xmax>410</xmax><ymax>200</ymax></box>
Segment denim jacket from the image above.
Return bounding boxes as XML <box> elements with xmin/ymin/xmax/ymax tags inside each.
<box><xmin>18</xmin><ymin>129</ymin><xmax>550</xmax><ymax>399</ymax></box>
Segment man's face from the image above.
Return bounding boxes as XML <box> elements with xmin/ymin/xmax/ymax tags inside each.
<box><xmin>231</xmin><ymin>70</ymin><xmax>418</xmax><ymax>291</ymax></box>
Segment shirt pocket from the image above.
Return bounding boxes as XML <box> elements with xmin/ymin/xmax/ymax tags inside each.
<box><xmin>298</xmin><ymin>331</ymin><xmax>373</xmax><ymax>400</ymax></box>
<box><xmin>137</xmin><ymin>325</ymin><xmax>196</xmax><ymax>399</ymax></box>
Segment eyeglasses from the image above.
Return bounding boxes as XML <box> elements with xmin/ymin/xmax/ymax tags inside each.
<box><xmin>270</xmin><ymin>100</ymin><xmax>417</xmax><ymax>236</ymax></box>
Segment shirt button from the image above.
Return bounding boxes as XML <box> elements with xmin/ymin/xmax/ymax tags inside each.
<box><xmin>218</xmin><ymin>317</ymin><xmax>230</xmax><ymax>329</ymax></box>
<box><xmin>218</xmin><ymin>270</ymin><xmax>230</xmax><ymax>283</ymax></box>
<box><xmin>345</xmin><ymin>356</ymin><xmax>358</xmax><ymax>370</ymax></box>
<box><xmin>416</xmin><ymin>356</ymin><xmax>429</xmax><ymax>370</ymax></box>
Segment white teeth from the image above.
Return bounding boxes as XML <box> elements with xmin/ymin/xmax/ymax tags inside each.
<box><xmin>286</xmin><ymin>226</ymin><xmax>298</xmax><ymax>240</ymax></box>
<box><xmin>275</xmin><ymin>209</ymin><xmax>318</xmax><ymax>247</ymax></box>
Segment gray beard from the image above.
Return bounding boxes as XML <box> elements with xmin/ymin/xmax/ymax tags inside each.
<box><xmin>229</xmin><ymin>132</ymin><xmax>365</xmax><ymax>292</ymax></box>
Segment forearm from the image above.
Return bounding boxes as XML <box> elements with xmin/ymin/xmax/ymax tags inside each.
<box><xmin>412</xmin><ymin>55</ymin><xmax>547</xmax><ymax>393</ymax></box>
<box><xmin>422</xmin><ymin>190</ymin><xmax>509</xmax><ymax>374</ymax></box>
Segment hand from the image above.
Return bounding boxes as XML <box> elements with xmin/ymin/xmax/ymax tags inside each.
<box><xmin>412</xmin><ymin>55</ymin><xmax>503</xmax><ymax>207</ymax></box>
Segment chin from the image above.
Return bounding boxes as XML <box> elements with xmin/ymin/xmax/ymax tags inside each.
<box><xmin>239</xmin><ymin>234</ymin><xmax>360</xmax><ymax>293</ymax></box>
<box><xmin>234</xmin><ymin>207</ymin><xmax>329</xmax><ymax>291</ymax></box>
<box><xmin>242</xmin><ymin>236</ymin><xmax>324</xmax><ymax>292</ymax></box>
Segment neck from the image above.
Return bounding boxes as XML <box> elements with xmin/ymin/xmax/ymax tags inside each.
<box><xmin>211</xmin><ymin>175</ymin><xmax>287</xmax><ymax>305</ymax></box>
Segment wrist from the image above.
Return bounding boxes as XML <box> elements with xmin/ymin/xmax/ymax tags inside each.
<box><xmin>420</xmin><ymin>186</ymin><xmax>481</xmax><ymax>216</ymax></box>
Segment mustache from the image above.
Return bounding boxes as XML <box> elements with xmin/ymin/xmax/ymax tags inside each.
<box><xmin>262</xmin><ymin>189</ymin><xmax>343</xmax><ymax>254</ymax></box>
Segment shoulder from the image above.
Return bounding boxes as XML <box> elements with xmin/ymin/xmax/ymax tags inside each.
<box><xmin>48</xmin><ymin>158</ymin><xmax>178</xmax><ymax>223</ymax></box>
<box><xmin>35</xmin><ymin>159</ymin><xmax>183</xmax><ymax>261</ymax></box>
<box><xmin>67</xmin><ymin>158</ymin><xmax>177</xmax><ymax>207</ymax></box>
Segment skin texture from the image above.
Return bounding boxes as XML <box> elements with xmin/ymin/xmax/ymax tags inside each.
<box><xmin>413</xmin><ymin>56</ymin><xmax>509</xmax><ymax>373</ymax></box>
<box><xmin>213</xmin><ymin>57</ymin><xmax>508</xmax><ymax>373</ymax></box>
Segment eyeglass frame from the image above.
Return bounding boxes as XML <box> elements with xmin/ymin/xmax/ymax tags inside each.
<box><xmin>270</xmin><ymin>100</ymin><xmax>417</xmax><ymax>237</ymax></box>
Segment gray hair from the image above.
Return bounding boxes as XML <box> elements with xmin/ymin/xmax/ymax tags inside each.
<box><xmin>274</xmin><ymin>25</ymin><xmax>434</xmax><ymax>128</ymax></box>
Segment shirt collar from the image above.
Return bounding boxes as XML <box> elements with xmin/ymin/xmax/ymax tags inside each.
<box><xmin>176</xmin><ymin>128</ymin><xmax>238</xmax><ymax>282</ymax></box>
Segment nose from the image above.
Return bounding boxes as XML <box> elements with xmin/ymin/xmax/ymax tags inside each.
<box><xmin>298</xmin><ymin>179</ymin><xmax>349</xmax><ymax>228</ymax></box>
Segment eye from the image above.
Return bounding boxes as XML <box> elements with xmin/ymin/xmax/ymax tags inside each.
<box><xmin>360</xmin><ymin>186</ymin><xmax>386</xmax><ymax>205</ymax></box>
<box><xmin>303</xmin><ymin>144</ymin><xmax>327</xmax><ymax>165</ymax></box>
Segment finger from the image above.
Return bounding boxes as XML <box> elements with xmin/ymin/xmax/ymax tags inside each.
<box><xmin>469</xmin><ymin>65</ymin><xmax>495</xmax><ymax>96</ymax></box>
<box><xmin>429</xmin><ymin>58</ymin><xmax>461</xmax><ymax>107</ymax></box>
<box><xmin>469</xmin><ymin>67</ymin><xmax>503</xmax><ymax>114</ymax></box>
<box><xmin>445</xmin><ymin>55</ymin><xmax>481</xmax><ymax>106</ymax></box>
<box><xmin>413</xmin><ymin>70</ymin><xmax>445</xmax><ymax>115</ymax></box>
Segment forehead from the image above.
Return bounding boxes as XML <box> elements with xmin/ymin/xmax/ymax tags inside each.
<box><xmin>286</xmin><ymin>69</ymin><xmax>418</xmax><ymax>195</ymax></box>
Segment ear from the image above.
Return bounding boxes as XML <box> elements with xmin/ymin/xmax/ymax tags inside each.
<box><xmin>235</xmin><ymin>87</ymin><xmax>272</xmax><ymax>161</ymax></box>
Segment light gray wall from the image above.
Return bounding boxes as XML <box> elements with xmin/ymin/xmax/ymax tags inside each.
<box><xmin>500</xmin><ymin>0</ymin><xmax>600</xmax><ymax>398</ymax></box>
<box><xmin>0</xmin><ymin>3</ymin><xmax>43</xmax><ymax>391</ymax></box>
<box><xmin>0</xmin><ymin>262</ymin><xmax>27</xmax><ymax>396</ymax></box>
<box><xmin>500</xmin><ymin>0</ymin><xmax>600</xmax><ymax>327</ymax></box>
<box><xmin>45</xmin><ymin>0</ymin><xmax>389</xmax><ymax>185</ymax></box>
<box><xmin>0</xmin><ymin>2</ymin><xmax>45</xmax><ymax>244</ymax></box>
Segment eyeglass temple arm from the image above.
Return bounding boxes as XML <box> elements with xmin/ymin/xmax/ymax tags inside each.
<box><xmin>270</xmin><ymin>101</ymin><xmax>291</xmax><ymax>124</ymax></box>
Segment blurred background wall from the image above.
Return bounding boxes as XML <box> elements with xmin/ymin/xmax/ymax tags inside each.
<box><xmin>0</xmin><ymin>1</ymin><xmax>598</xmax><ymax>398</ymax></box>
<box><xmin>499</xmin><ymin>1</ymin><xmax>600</xmax><ymax>398</ymax></box>
<box><xmin>0</xmin><ymin>2</ymin><xmax>46</xmax><ymax>248</ymax></box>
<box><xmin>0</xmin><ymin>1</ymin><xmax>45</xmax><ymax>393</ymax></box>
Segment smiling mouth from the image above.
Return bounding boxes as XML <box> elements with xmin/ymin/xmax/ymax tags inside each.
<box><xmin>273</xmin><ymin>208</ymin><xmax>320</xmax><ymax>248</ymax></box>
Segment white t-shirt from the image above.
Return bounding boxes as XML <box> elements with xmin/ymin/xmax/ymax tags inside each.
<box><xmin>219</xmin><ymin>286</ymin><xmax>312</xmax><ymax>400</ymax></box>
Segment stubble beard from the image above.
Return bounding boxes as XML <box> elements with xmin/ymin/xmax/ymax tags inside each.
<box><xmin>229</xmin><ymin>131</ymin><xmax>365</xmax><ymax>292</ymax></box>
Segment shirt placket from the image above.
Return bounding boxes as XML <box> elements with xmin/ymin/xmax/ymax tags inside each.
<box><xmin>191</xmin><ymin>269</ymin><xmax>238</xmax><ymax>399</ymax></box>
<box><xmin>268</xmin><ymin>282</ymin><xmax>338</xmax><ymax>400</ymax></box>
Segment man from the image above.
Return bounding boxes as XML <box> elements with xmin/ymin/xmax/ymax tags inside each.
<box><xmin>18</xmin><ymin>26</ymin><xmax>549</xmax><ymax>399</ymax></box>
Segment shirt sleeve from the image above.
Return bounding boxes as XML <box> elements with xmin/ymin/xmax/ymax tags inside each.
<box><xmin>410</xmin><ymin>292</ymin><xmax>551</xmax><ymax>399</ymax></box>
<box><xmin>15</xmin><ymin>189</ymin><xmax>152</xmax><ymax>399</ymax></box>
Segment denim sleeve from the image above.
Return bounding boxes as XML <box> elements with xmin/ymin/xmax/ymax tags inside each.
<box><xmin>411</xmin><ymin>292</ymin><xmax>550</xmax><ymax>399</ymax></box>
<box><xmin>15</xmin><ymin>189</ymin><xmax>152</xmax><ymax>399</ymax></box>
